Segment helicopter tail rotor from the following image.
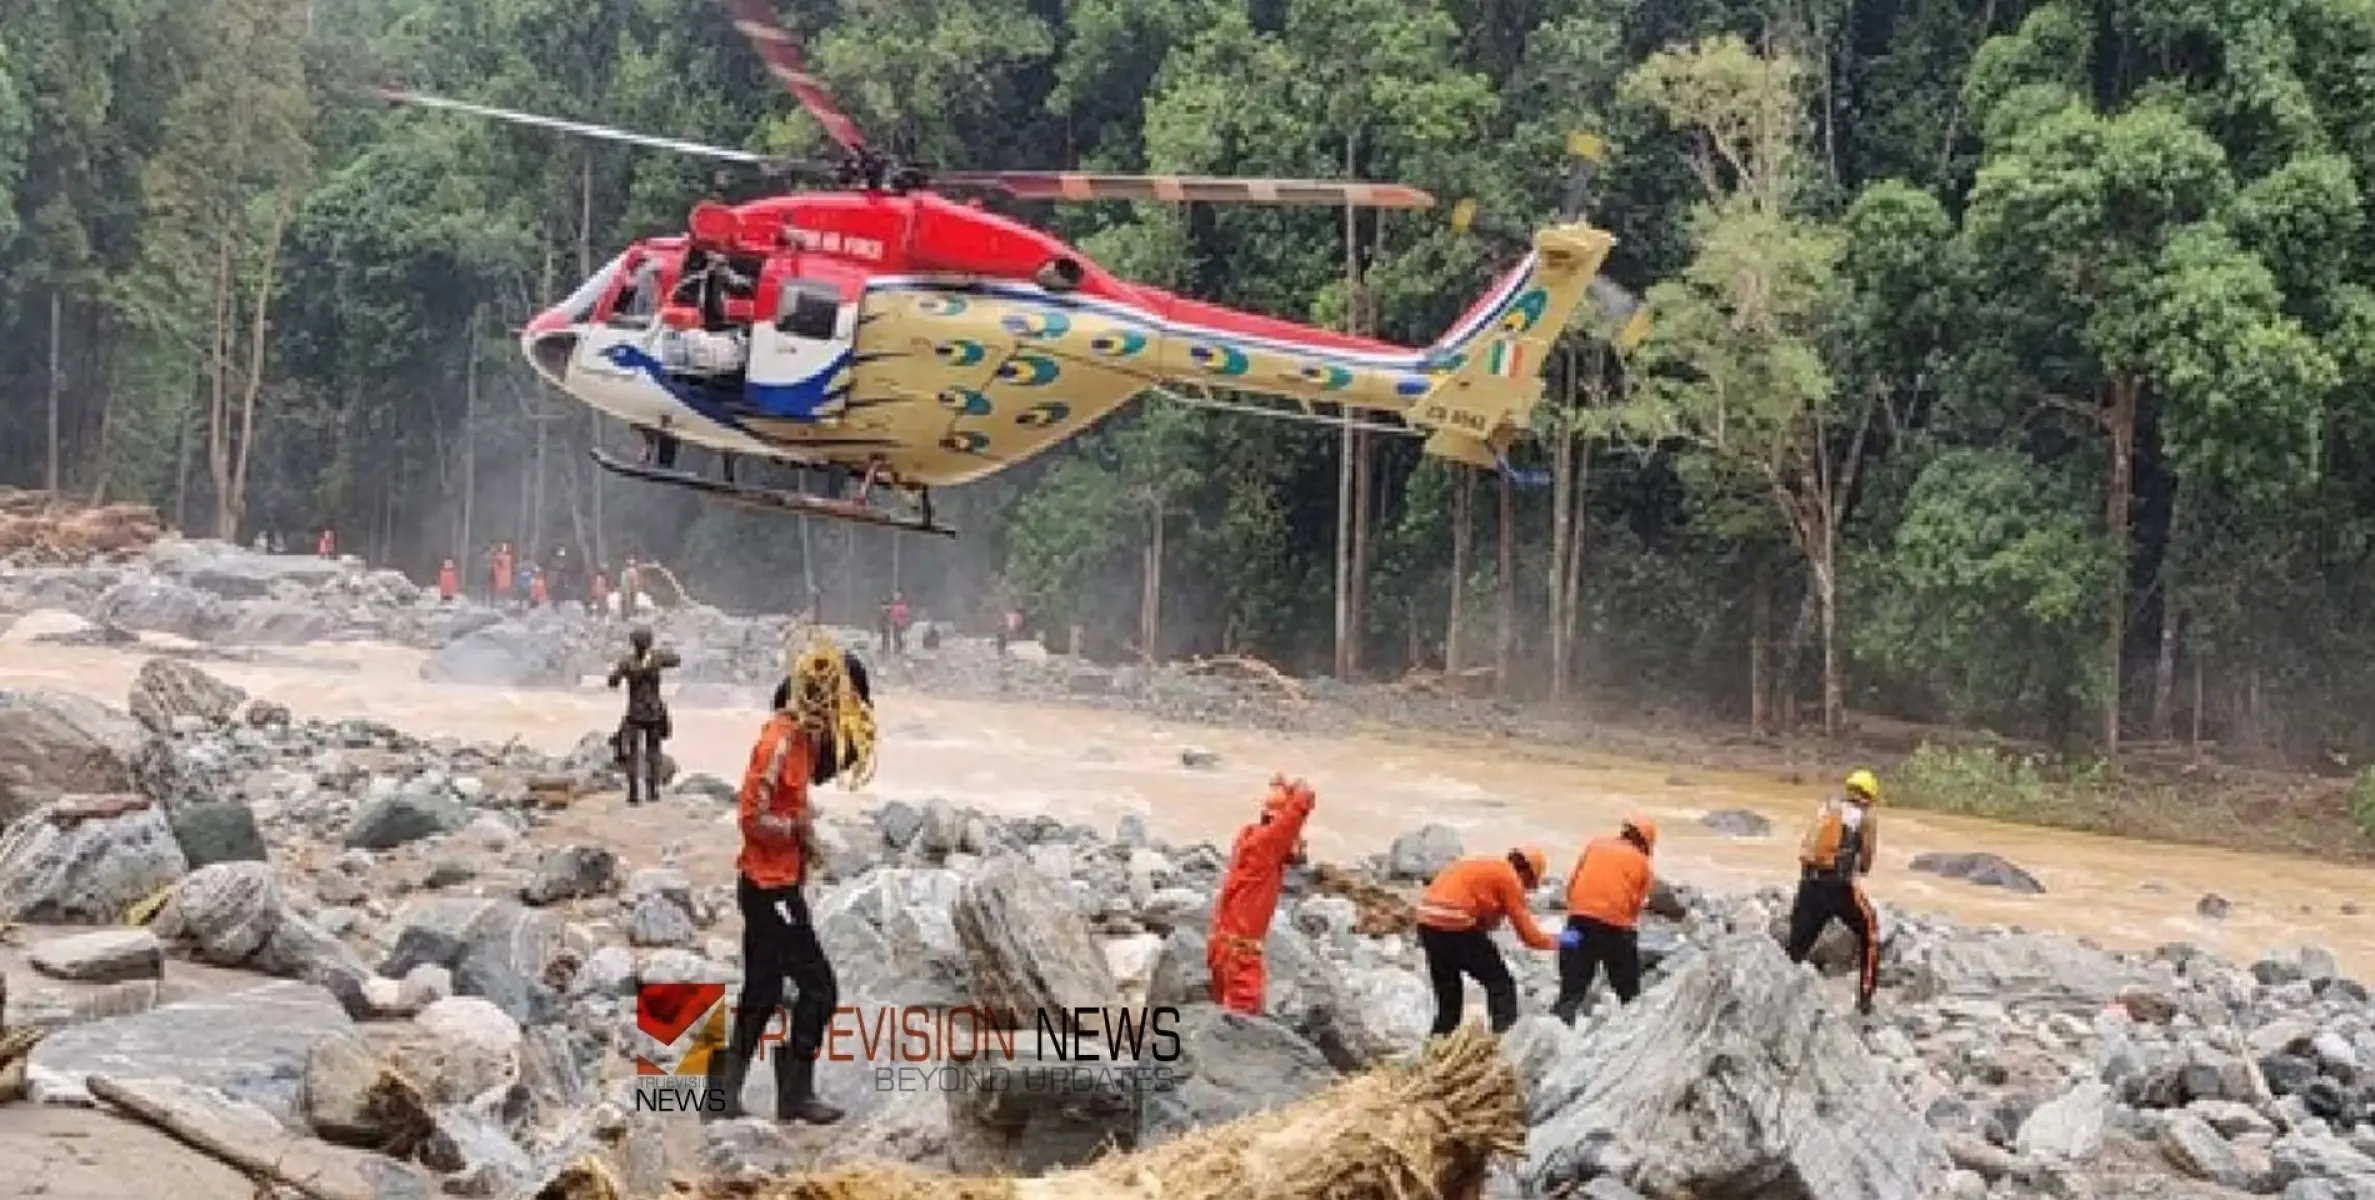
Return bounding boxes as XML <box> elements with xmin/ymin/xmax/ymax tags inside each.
<box><xmin>1452</xmin><ymin>131</ymin><xmax>1651</xmax><ymax>351</ymax></box>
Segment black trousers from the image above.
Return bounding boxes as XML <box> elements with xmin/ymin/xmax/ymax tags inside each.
<box><xmin>729</xmin><ymin>877</ymin><xmax>839</xmax><ymax>1066</ymax></box>
<box><xmin>617</xmin><ymin>719</ymin><xmax>664</xmax><ymax>802</ymax></box>
<box><xmin>1549</xmin><ymin>916</ymin><xmax>1641</xmax><ymax>1024</ymax></box>
<box><xmin>1786</xmin><ymin>875</ymin><xmax>1879</xmax><ymax>1005</ymax></box>
<box><xmin>1419</xmin><ymin>926</ymin><xmax>1517</xmax><ymax>1036</ymax></box>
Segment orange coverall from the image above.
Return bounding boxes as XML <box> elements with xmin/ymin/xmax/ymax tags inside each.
<box><xmin>1206</xmin><ymin>778</ymin><xmax>1316</xmax><ymax>1014</ymax></box>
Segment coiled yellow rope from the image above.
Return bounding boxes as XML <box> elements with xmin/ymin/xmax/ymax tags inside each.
<box><xmin>786</xmin><ymin>632</ymin><xmax>877</xmax><ymax>788</ymax></box>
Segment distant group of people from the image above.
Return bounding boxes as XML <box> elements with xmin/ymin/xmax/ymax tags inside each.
<box><xmin>428</xmin><ymin>541</ymin><xmax>665</xmax><ymax>618</ymax></box>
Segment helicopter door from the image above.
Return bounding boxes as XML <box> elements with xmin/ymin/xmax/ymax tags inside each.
<box><xmin>575</xmin><ymin>248</ymin><xmax>672</xmax><ymax>384</ymax></box>
<box><xmin>745</xmin><ymin>278</ymin><xmax>854</xmax><ymax>423</ymax></box>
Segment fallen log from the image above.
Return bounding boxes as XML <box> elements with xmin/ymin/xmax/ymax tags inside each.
<box><xmin>1182</xmin><ymin>654</ymin><xmax>1308</xmax><ymax>704</ymax></box>
<box><xmin>682</xmin><ymin>1022</ymin><xmax>1521</xmax><ymax>1200</ymax></box>
<box><xmin>86</xmin><ymin>1074</ymin><xmax>416</xmax><ymax>1200</ymax></box>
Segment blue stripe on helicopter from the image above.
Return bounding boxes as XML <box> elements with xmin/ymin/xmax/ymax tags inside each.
<box><xmin>599</xmin><ymin>343</ymin><xmax>849</xmax><ymax>426</ymax></box>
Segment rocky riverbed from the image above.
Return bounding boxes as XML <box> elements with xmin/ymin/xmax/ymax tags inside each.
<box><xmin>1</xmin><ymin>655</ymin><xmax>2373</xmax><ymax>1200</ymax></box>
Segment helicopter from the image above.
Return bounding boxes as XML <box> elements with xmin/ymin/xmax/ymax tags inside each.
<box><xmin>373</xmin><ymin>0</ymin><xmax>1645</xmax><ymax>537</ymax></box>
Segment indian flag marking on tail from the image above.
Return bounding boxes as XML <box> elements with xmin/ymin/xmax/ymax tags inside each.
<box><xmin>1487</xmin><ymin>339</ymin><xmax>1525</xmax><ymax>379</ymax></box>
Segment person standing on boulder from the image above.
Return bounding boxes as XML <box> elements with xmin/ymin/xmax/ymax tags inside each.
<box><xmin>707</xmin><ymin>640</ymin><xmax>877</xmax><ymax>1125</ymax></box>
<box><xmin>606</xmin><ymin>628</ymin><xmax>679</xmax><ymax>806</ymax></box>
<box><xmin>1414</xmin><ymin>846</ymin><xmax>1559</xmax><ymax>1036</ymax></box>
<box><xmin>1207</xmin><ymin>776</ymin><xmax>1316</xmax><ymax>1014</ymax></box>
<box><xmin>1549</xmin><ymin>814</ymin><xmax>1657</xmax><ymax>1025</ymax></box>
<box><xmin>1786</xmin><ymin>769</ymin><xmax>1884</xmax><ymax>1016</ymax></box>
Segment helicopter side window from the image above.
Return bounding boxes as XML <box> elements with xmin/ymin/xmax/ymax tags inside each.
<box><xmin>776</xmin><ymin>280</ymin><xmax>840</xmax><ymax>341</ymax></box>
<box><xmin>611</xmin><ymin>259</ymin><xmax>663</xmax><ymax>329</ymax></box>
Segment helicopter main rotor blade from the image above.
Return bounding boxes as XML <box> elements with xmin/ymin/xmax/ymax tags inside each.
<box><xmin>371</xmin><ymin>87</ymin><xmax>782</xmax><ymax>167</ymax></box>
<box><xmin>724</xmin><ymin>0</ymin><xmax>868</xmax><ymax>155</ymax></box>
<box><xmin>935</xmin><ymin>171</ymin><xmax>1436</xmax><ymax>209</ymax></box>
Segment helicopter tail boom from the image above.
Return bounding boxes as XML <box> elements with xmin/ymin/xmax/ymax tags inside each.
<box><xmin>1405</xmin><ymin>220</ymin><xmax>1615</xmax><ymax>462</ymax></box>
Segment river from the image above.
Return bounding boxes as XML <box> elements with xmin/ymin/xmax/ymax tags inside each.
<box><xmin>5</xmin><ymin>636</ymin><xmax>2369</xmax><ymax>980</ymax></box>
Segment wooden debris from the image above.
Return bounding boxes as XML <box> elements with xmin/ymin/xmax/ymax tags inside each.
<box><xmin>87</xmin><ymin>1074</ymin><xmax>429</xmax><ymax>1200</ymax></box>
<box><xmin>1183</xmin><ymin>654</ymin><xmax>1308</xmax><ymax>704</ymax></box>
<box><xmin>1310</xmin><ymin>864</ymin><xmax>1414</xmax><ymax>937</ymax></box>
<box><xmin>526</xmin><ymin>774</ymin><xmax>581</xmax><ymax>810</ymax></box>
<box><xmin>50</xmin><ymin>793</ymin><xmax>154</xmax><ymax>825</ymax></box>
<box><xmin>0</xmin><ymin>489</ymin><xmax>166</xmax><ymax>563</ymax></box>
<box><xmin>1395</xmin><ymin>667</ymin><xmax>1497</xmax><ymax>700</ymax></box>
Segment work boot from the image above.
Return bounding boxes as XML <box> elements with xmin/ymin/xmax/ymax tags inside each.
<box><xmin>1855</xmin><ymin>994</ymin><xmax>1874</xmax><ymax>1018</ymax></box>
<box><xmin>701</xmin><ymin>1045</ymin><xmax>748</xmax><ymax>1121</ymax></box>
<box><xmin>774</xmin><ymin>1051</ymin><xmax>844</xmax><ymax>1125</ymax></box>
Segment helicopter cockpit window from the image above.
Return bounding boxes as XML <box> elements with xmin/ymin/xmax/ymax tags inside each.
<box><xmin>776</xmin><ymin>280</ymin><xmax>840</xmax><ymax>341</ymax></box>
<box><xmin>611</xmin><ymin>259</ymin><xmax>664</xmax><ymax>329</ymax></box>
<box><xmin>555</xmin><ymin>254</ymin><xmax>624</xmax><ymax>325</ymax></box>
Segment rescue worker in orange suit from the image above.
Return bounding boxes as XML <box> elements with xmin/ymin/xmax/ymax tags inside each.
<box><xmin>705</xmin><ymin>644</ymin><xmax>875</xmax><ymax>1125</ymax></box>
<box><xmin>1786</xmin><ymin>769</ymin><xmax>1884</xmax><ymax>1015</ymax></box>
<box><xmin>1549</xmin><ymin>814</ymin><xmax>1657</xmax><ymax>1025</ymax></box>
<box><xmin>1414</xmin><ymin>847</ymin><xmax>1559</xmax><ymax>1035</ymax></box>
<box><xmin>1206</xmin><ymin>776</ymin><xmax>1316</xmax><ymax>1014</ymax></box>
<box><xmin>436</xmin><ymin>559</ymin><xmax>459</xmax><ymax>604</ymax></box>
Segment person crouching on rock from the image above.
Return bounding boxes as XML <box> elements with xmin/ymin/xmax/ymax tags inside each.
<box><xmin>1414</xmin><ymin>846</ymin><xmax>1558</xmax><ymax>1036</ymax></box>
<box><xmin>606</xmin><ymin>627</ymin><xmax>679</xmax><ymax>806</ymax></box>
<box><xmin>707</xmin><ymin>641</ymin><xmax>877</xmax><ymax>1125</ymax></box>
<box><xmin>1549</xmin><ymin>814</ymin><xmax>1657</xmax><ymax>1026</ymax></box>
<box><xmin>1786</xmin><ymin>769</ymin><xmax>1883</xmax><ymax>1016</ymax></box>
<box><xmin>1207</xmin><ymin>775</ymin><xmax>1316</xmax><ymax>1015</ymax></box>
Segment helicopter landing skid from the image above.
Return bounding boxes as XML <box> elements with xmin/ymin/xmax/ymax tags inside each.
<box><xmin>589</xmin><ymin>449</ymin><xmax>956</xmax><ymax>538</ymax></box>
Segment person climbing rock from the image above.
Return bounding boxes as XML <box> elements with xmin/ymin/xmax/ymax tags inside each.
<box><xmin>1206</xmin><ymin>776</ymin><xmax>1316</xmax><ymax>1015</ymax></box>
<box><xmin>1786</xmin><ymin>769</ymin><xmax>1884</xmax><ymax>1016</ymax></box>
<box><xmin>1549</xmin><ymin>814</ymin><xmax>1657</xmax><ymax>1025</ymax></box>
<box><xmin>706</xmin><ymin>640</ymin><xmax>878</xmax><ymax>1125</ymax></box>
<box><xmin>1414</xmin><ymin>847</ymin><xmax>1558</xmax><ymax>1035</ymax></box>
<box><xmin>606</xmin><ymin>628</ymin><xmax>678</xmax><ymax>805</ymax></box>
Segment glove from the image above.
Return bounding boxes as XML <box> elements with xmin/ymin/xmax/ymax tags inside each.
<box><xmin>1558</xmin><ymin>927</ymin><xmax>1583</xmax><ymax>950</ymax></box>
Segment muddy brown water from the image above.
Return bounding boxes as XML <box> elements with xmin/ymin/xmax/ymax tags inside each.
<box><xmin>5</xmin><ymin>638</ymin><xmax>2371</xmax><ymax>980</ymax></box>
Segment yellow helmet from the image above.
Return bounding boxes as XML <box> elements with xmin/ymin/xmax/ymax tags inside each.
<box><xmin>1845</xmin><ymin>769</ymin><xmax>1880</xmax><ymax>802</ymax></box>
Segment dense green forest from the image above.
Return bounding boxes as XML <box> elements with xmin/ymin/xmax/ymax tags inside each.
<box><xmin>7</xmin><ymin>0</ymin><xmax>2375</xmax><ymax>770</ymax></box>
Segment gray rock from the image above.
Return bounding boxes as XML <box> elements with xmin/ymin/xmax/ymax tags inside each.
<box><xmin>93</xmin><ymin>578</ymin><xmax>225</xmax><ymax>639</ymax></box>
<box><xmin>418</xmin><ymin>620</ymin><xmax>579</xmax><ymax>688</ymax></box>
<box><xmin>1698</xmin><ymin>809</ymin><xmax>1773</xmax><ymax>837</ymax></box>
<box><xmin>0</xmin><ymin>795</ymin><xmax>189</xmax><ymax>923</ymax></box>
<box><xmin>126</xmin><ymin>659</ymin><xmax>247</xmax><ymax>733</ymax></box>
<box><xmin>377</xmin><ymin>898</ymin><xmax>573</xmax><ymax>1025</ymax></box>
<box><xmin>303</xmin><ymin>1033</ymin><xmax>412</xmax><ymax>1149</ymax></box>
<box><xmin>218</xmin><ymin>601</ymin><xmax>340</xmax><ymax>646</ymax></box>
<box><xmin>1386</xmin><ymin>823</ymin><xmax>1462</xmax><ymax>881</ymax></box>
<box><xmin>26</xmin><ymin>979</ymin><xmax>356</xmax><ymax>1126</ymax></box>
<box><xmin>520</xmin><ymin>844</ymin><xmax>618</xmax><ymax>905</ymax></box>
<box><xmin>2162</xmin><ymin>1110</ymin><xmax>2248</xmax><ymax>1186</ymax></box>
<box><xmin>2198</xmin><ymin>893</ymin><xmax>2234</xmax><ymax>919</ymax></box>
<box><xmin>875</xmin><ymin>800</ymin><xmax>925</xmax><ymax>849</ymax></box>
<box><xmin>629</xmin><ymin>894</ymin><xmax>698</xmax><ymax>947</ymax></box>
<box><xmin>1143</xmin><ymin>923</ymin><xmax>1393</xmax><ymax>1070</ymax></box>
<box><xmin>154</xmin><ymin>860</ymin><xmax>287</xmax><ymax>965</ymax></box>
<box><xmin>1909</xmin><ymin>851</ymin><xmax>2045</xmax><ymax>894</ymax></box>
<box><xmin>0</xmin><ymin>689</ymin><xmax>143</xmax><ymax>823</ymax></box>
<box><xmin>1897</xmin><ymin>931</ymin><xmax>2144</xmax><ymax>1004</ymax></box>
<box><xmin>1522</xmin><ymin>933</ymin><xmax>1950</xmax><ymax>1199</ymax></box>
<box><xmin>814</xmin><ymin>868</ymin><xmax>971</xmax><ymax>1008</ymax></box>
<box><xmin>1134</xmin><ymin>1005</ymin><xmax>1339</xmax><ymax>1146</ymax></box>
<box><xmin>169</xmin><ymin>801</ymin><xmax>267</xmax><ymax>867</ymax></box>
<box><xmin>951</xmin><ymin>857</ymin><xmax>1118</xmax><ymax>1030</ymax></box>
<box><xmin>27</xmin><ymin>928</ymin><xmax>165</xmax><ymax>984</ymax></box>
<box><xmin>343</xmin><ymin>793</ymin><xmax>467</xmax><ymax>851</ymax></box>
<box><xmin>2018</xmin><ymin>1081</ymin><xmax>2111</xmax><ymax>1163</ymax></box>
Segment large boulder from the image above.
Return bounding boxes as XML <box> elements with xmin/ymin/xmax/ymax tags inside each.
<box><xmin>151</xmin><ymin>862</ymin><xmax>375</xmax><ymax>1015</ymax></box>
<box><xmin>814</xmin><ymin>868</ymin><xmax>972</xmax><ymax>1008</ymax></box>
<box><xmin>217</xmin><ymin>601</ymin><xmax>340</xmax><ymax>646</ymax></box>
<box><xmin>0</xmin><ymin>689</ymin><xmax>143</xmax><ymax>825</ymax></box>
<box><xmin>1523</xmin><ymin>933</ymin><xmax>1951</xmax><ymax>1199</ymax></box>
<box><xmin>25</xmin><ymin>979</ymin><xmax>357</xmax><ymax>1126</ymax></box>
<box><xmin>127</xmin><ymin>658</ymin><xmax>248</xmax><ymax>733</ymax></box>
<box><xmin>146</xmin><ymin>540</ymin><xmax>349</xmax><ymax>599</ymax></box>
<box><xmin>418</xmin><ymin>620</ymin><xmax>580</xmax><ymax>688</ymax></box>
<box><xmin>1896</xmin><ymin>930</ymin><xmax>2148</xmax><ymax>1005</ymax></box>
<box><xmin>951</xmin><ymin>855</ymin><xmax>1118</xmax><ymax>1031</ymax></box>
<box><xmin>0</xmin><ymin>794</ymin><xmax>188</xmax><ymax>923</ymax></box>
<box><xmin>377</xmin><ymin>897</ymin><xmax>580</xmax><ymax>1025</ymax></box>
<box><xmin>93</xmin><ymin>578</ymin><xmax>225</xmax><ymax>639</ymax></box>
<box><xmin>1144</xmin><ymin>922</ymin><xmax>1399</xmax><ymax>1070</ymax></box>
<box><xmin>1134</xmin><ymin>1005</ymin><xmax>1339</xmax><ymax>1146</ymax></box>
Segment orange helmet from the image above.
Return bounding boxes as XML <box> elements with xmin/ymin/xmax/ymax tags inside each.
<box><xmin>1514</xmin><ymin>845</ymin><xmax>1549</xmax><ymax>883</ymax></box>
<box><xmin>1622</xmin><ymin>812</ymin><xmax>1659</xmax><ymax>851</ymax></box>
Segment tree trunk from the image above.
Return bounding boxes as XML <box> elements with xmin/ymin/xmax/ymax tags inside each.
<box><xmin>459</xmin><ymin>307</ymin><xmax>479</xmax><ymax>564</ymax></box>
<box><xmin>2150</xmin><ymin>483</ymin><xmax>2183</xmax><ymax>742</ymax></box>
<box><xmin>1447</xmin><ymin>466</ymin><xmax>1472</xmax><ymax>672</ymax></box>
<box><xmin>1349</xmin><ymin>429</ymin><xmax>1373</xmax><ymax>678</ymax></box>
<box><xmin>1333</xmin><ymin>136</ymin><xmax>1360</xmax><ymax>680</ymax></box>
<box><xmin>46</xmin><ymin>290</ymin><xmax>63</xmax><ymax>496</ymax></box>
<box><xmin>1750</xmin><ymin>555</ymin><xmax>1772</xmax><ymax>735</ymax></box>
<box><xmin>1495</xmin><ymin>470</ymin><xmax>1517</xmax><ymax>694</ymax></box>
<box><xmin>1561</xmin><ymin>435</ymin><xmax>1589</xmax><ymax>694</ymax></box>
<box><xmin>1548</xmin><ymin>425</ymin><xmax>1574</xmax><ymax>701</ymax></box>
<box><xmin>580</xmin><ymin>154</ymin><xmax>604</xmax><ymax>566</ymax></box>
<box><xmin>205</xmin><ymin>231</ymin><xmax>234</xmax><ymax>538</ymax></box>
<box><xmin>2102</xmin><ymin>377</ymin><xmax>2139</xmax><ymax>755</ymax></box>
<box><xmin>1140</xmin><ymin>502</ymin><xmax>1166</xmax><ymax>665</ymax></box>
<box><xmin>222</xmin><ymin>201</ymin><xmax>292</xmax><ymax>543</ymax></box>
<box><xmin>1812</xmin><ymin>535</ymin><xmax>1841</xmax><ymax>736</ymax></box>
